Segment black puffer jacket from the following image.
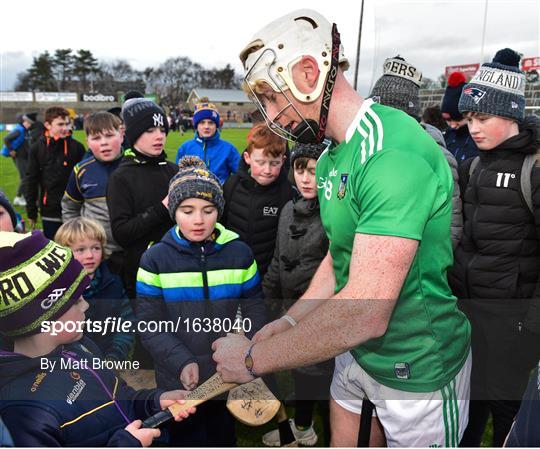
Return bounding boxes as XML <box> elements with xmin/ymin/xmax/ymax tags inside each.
<box><xmin>448</xmin><ymin>116</ymin><xmax>540</xmax><ymax>332</ymax></box>
<box><xmin>221</xmin><ymin>161</ymin><xmax>293</xmax><ymax>277</ymax></box>
<box><xmin>107</xmin><ymin>148</ymin><xmax>178</xmax><ymax>298</ymax></box>
<box><xmin>25</xmin><ymin>133</ymin><xmax>86</xmax><ymax>220</ymax></box>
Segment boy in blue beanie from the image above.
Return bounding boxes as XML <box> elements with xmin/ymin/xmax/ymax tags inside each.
<box><xmin>136</xmin><ymin>156</ymin><xmax>266</xmax><ymax>446</ymax></box>
<box><xmin>175</xmin><ymin>102</ymin><xmax>240</xmax><ymax>184</ymax></box>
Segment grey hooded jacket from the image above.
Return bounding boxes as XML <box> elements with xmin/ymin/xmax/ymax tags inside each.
<box><xmin>422</xmin><ymin>123</ymin><xmax>463</xmax><ymax>249</ymax></box>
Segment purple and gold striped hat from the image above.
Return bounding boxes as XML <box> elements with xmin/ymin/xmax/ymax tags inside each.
<box><xmin>0</xmin><ymin>231</ymin><xmax>90</xmax><ymax>338</ymax></box>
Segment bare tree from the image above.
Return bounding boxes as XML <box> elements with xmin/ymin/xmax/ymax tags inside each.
<box><xmin>147</xmin><ymin>57</ymin><xmax>201</xmax><ymax>106</ymax></box>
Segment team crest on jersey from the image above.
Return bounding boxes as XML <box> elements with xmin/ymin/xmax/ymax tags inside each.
<box><xmin>337</xmin><ymin>174</ymin><xmax>348</xmax><ymax>200</ymax></box>
<box><xmin>463</xmin><ymin>87</ymin><xmax>486</xmax><ymax>104</ymax></box>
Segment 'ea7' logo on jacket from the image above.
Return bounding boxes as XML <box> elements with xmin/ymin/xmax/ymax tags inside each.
<box><xmin>263</xmin><ymin>206</ymin><xmax>279</xmax><ymax>217</ymax></box>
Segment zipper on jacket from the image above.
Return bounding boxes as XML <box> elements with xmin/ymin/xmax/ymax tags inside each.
<box><xmin>203</xmin><ymin>141</ymin><xmax>209</xmax><ymax>169</ymax></box>
<box><xmin>200</xmin><ymin>246</ymin><xmax>210</xmax><ymax>300</ymax></box>
<box><xmin>464</xmin><ymin>164</ymin><xmax>483</xmax><ymax>298</ymax></box>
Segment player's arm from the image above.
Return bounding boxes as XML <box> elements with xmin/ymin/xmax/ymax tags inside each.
<box><xmin>248</xmin><ymin>233</ymin><xmax>416</xmax><ymax>373</ymax></box>
<box><xmin>286</xmin><ymin>249</ymin><xmax>336</xmax><ymax>321</ymax></box>
<box><xmin>253</xmin><ymin>249</ymin><xmax>335</xmax><ymax>343</ymax></box>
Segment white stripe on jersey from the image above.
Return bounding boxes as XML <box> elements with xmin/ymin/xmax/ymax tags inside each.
<box><xmin>357</xmin><ymin>124</ymin><xmax>369</xmax><ymax>164</ymax></box>
<box><xmin>360</xmin><ymin>114</ymin><xmax>375</xmax><ymax>158</ymax></box>
<box><xmin>366</xmin><ymin>107</ymin><xmax>384</xmax><ymax>153</ymax></box>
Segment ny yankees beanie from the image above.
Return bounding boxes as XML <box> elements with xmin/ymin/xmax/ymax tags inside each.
<box><xmin>122</xmin><ymin>98</ymin><xmax>169</xmax><ymax>148</ymax></box>
<box><xmin>370</xmin><ymin>56</ymin><xmax>423</xmax><ymax>119</ymax></box>
<box><xmin>168</xmin><ymin>156</ymin><xmax>225</xmax><ymax>219</ymax></box>
<box><xmin>441</xmin><ymin>72</ymin><xmax>467</xmax><ymax>121</ymax></box>
<box><xmin>193</xmin><ymin>102</ymin><xmax>221</xmax><ymax>129</ymax></box>
<box><xmin>0</xmin><ymin>231</ymin><xmax>90</xmax><ymax>338</ymax></box>
<box><xmin>459</xmin><ymin>48</ymin><xmax>525</xmax><ymax>122</ymax></box>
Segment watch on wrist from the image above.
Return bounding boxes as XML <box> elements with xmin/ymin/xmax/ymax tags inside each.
<box><xmin>244</xmin><ymin>343</ymin><xmax>257</xmax><ymax>378</ymax></box>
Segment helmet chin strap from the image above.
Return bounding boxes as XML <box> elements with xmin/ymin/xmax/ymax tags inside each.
<box><xmin>292</xmin><ymin>23</ymin><xmax>341</xmax><ymax>144</ymax></box>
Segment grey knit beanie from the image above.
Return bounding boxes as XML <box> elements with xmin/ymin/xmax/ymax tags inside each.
<box><xmin>458</xmin><ymin>48</ymin><xmax>525</xmax><ymax>122</ymax></box>
<box><xmin>290</xmin><ymin>142</ymin><xmax>327</xmax><ymax>166</ymax></box>
<box><xmin>168</xmin><ymin>156</ymin><xmax>224</xmax><ymax>219</ymax></box>
<box><xmin>370</xmin><ymin>56</ymin><xmax>423</xmax><ymax>119</ymax></box>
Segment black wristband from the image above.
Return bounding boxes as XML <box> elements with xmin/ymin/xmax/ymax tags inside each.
<box><xmin>244</xmin><ymin>343</ymin><xmax>257</xmax><ymax>378</ymax></box>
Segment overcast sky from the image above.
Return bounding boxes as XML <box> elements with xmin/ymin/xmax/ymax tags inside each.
<box><xmin>0</xmin><ymin>0</ymin><xmax>538</xmax><ymax>96</ymax></box>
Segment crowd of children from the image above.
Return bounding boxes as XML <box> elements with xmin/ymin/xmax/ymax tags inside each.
<box><xmin>0</xmin><ymin>36</ymin><xmax>539</xmax><ymax>448</ymax></box>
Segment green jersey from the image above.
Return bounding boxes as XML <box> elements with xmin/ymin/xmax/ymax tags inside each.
<box><xmin>316</xmin><ymin>100</ymin><xmax>470</xmax><ymax>392</ymax></box>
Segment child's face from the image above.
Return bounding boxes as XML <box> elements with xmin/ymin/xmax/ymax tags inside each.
<box><xmin>134</xmin><ymin>127</ymin><xmax>166</xmax><ymax>157</ymax></box>
<box><xmin>466</xmin><ymin>114</ymin><xmax>519</xmax><ymax>150</ymax></box>
<box><xmin>45</xmin><ymin>116</ymin><xmax>70</xmax><ymax>138</ymax></box>
<box><xmin>445</xmin><ymin>117</ymin><xmax>468</xmax><ymax>130</ymax></box>
<box><xmin>197</xmin><ymin>119</ymin><xmax>217</xmax><ymax>139</ymax></box>
<box><xmin>54</xmin><ymin>297</ymin><xmax>89</xmax><ymax>344</ymax></box>
<box><xmin>244</xmin><ymin>148</ymin><xmax>284</xmax><ymax>186</ymax></box>
<box><xmin>71</xmin><ymin>237</ymin><xmax>103</xmax><ymax>277</ymax></box>
<box><xmin>294</xmin><ymin>159</ymin><xmax>318</xmax><ymax>199</ymax></box>
<box><xmin>87</xmin><ymin>129</ymin><xmax>123</xmax><ymax>162</ymax></box>
<box><xmin>175</xmin><ymin>198</ymin><xmax>218</xmax><ymax>242</ymax></box>
<box><xmin>0</xmin><ymin>205</ymin><xmax>14</xmax><ymax>232</ymax></box>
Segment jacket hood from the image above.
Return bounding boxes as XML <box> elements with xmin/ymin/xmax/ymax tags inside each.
<box><xmin>43</xmin><ymin>130</ymin><xmax>73</xmax><ymax>142</ymax></box>
<box><xmin>194</xmin><ymin>130</ymin><xmax>221</xmax><ymax>144</ymax></box>
<box><xmin>293</xmin><ymin>196</ymin><xmax>320</xmax><ymax>217</ymax></box>
<box><xmin>122</xmin><ymin>147</ymin><xmax>168</xmax><ymax>166</ymax></box>
<box><xmin>485</xmin><ymin>115</ymin><xmax>540</xmax><ymax>156</ymax></box>
<box><xmin>422</xmin><ymin>123</ymin><xmax>447</xmax><ymax>148</ymax></box>
<box><xmin>161</xmin><ymin>222</ymin><xmax>239</xmax><ymax>256</ymax></box>
<box><xmin>0</xmin><ymin>347</ymin><xmax>55</xmax><ymax>385</ymax></box>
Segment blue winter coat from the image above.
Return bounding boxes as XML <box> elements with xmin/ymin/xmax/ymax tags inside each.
<box><xmin>83</xmin><ymin>262</ymin><xmax>135</xmax><ymax>361</ymax></box>
<box><xmin>136</xmin><ymin>223</ymin><xmax>267</xmax><ymax>389</ymax></box>
<box><xmin>1</xmin><ymin>124</ymin><xmax>26</xmax><ymax>157</ymax></box>
<box><xmin>0</xmin><ymin>337</ymin><xmax>165</xmax><ymax>447</ymax></box>
<box><xmin>175</xmin><ymin>131</ymin><xmax>240</xmax><ymax>184</ymax></box>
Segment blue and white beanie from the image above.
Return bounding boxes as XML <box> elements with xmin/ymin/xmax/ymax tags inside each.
<box><xmin>193</xmin><ymin>102</ymin><xmax>221</xmax><ymax>129</ymax></box>
<box><xmin>459</xmin><ymin>48</ymin><xmax>525</xmax><ymax>122</ymax></box>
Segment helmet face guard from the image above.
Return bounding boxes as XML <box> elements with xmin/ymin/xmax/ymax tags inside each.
<box><xmin>240</xmin><ymin>10</ymin><xmax>346</xmax><ymax>144</ymax></box>
<box><xmin>244</xmin><ymin>48</ymin><xmax>319</xmax><ymax>143</ymax></box>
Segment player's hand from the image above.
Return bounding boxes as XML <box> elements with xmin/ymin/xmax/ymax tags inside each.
<box><xmin>179</xmin><ymin>362</ymin><xmax>199</xmax><ymax>390</ymax></box>
<box><xmin>28</xmin><ymin>218</ymin><xmax>37</xmax><ymax>230</ymax></box>
<box><xmin>125</xmin><ymin>420</ymin><xmax>160</xmax><ymax>447</ymax></box>
<box><xmin>212</xmin><ymin>333</ymin><xmax>253</xmax><ymax>383</ymax></box>
<box><xmin>252</xmin><ymin>318</ymin><xmax>292</xmax><ymax>343</ymax></box>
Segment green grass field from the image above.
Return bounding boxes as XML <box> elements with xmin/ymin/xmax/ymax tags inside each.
<box><xmin>0</xmin><ymin>128</ymin><xmax>495</xmax><ymax>447</ymax></box>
